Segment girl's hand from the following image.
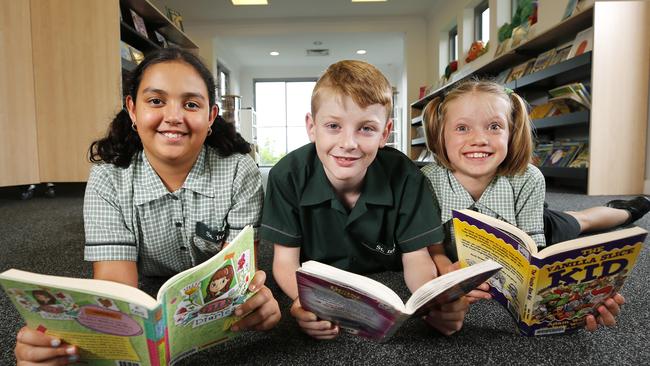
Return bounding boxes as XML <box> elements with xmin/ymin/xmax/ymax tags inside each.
<box><xmin>15</xmin><ymin>326</ymin><xmax>78</xmax><ymax>365</ymax></box>
<box><xmin>230</xmin><ymin>270</ymin><xmax>281</xmax><ymax>332</ymax></box>
<box><xmin>290</xmin><ymin>298</ymin><xmax>339</xmax><ymax>340</ymax></box>
<box><xmin>584</xmin><ymin>293</ymin><xmax>625</xmax><ymax>331</ymax></box>
<box><xmin>423</xmin><ymin>296</ymin><xmax>469</xmax><ymax>336</ymax></box>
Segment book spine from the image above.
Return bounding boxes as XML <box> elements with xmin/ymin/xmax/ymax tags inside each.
<box><xmin>143</xmin><ymin>305</ymin><xmax>168</xmax><ymax>366</ymax></box>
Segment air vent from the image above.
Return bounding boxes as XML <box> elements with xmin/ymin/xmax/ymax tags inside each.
<box><xmin>306</xmin><ymin>49</ymin><xmax>329</xmax><ymax>56</ymax></box>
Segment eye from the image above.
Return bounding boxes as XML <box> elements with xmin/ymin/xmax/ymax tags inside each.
<box><xmin>360</xmin><ymin>125</ymin><xmax>376</xmax><ymax>133</ymax></box>
<box><xmin>148</xmin><ymin>98</ymin><xmax>164</xmax><ymax>106</ymax></box>
<box><xmin>455</xmin><ymin>125</ymin><xmax>468</xmax><ymax>132</ymax></box>
<box><xmin>325</xmin><ymin>122</ymin><xmax>340</xmax><ymax>130</ymax></box>
<box><xmin>185</xmin><ymin>101</ymin><xmax>200</xmax><ymax>110</ymax></box>
<box><xmin>488</xmin><ymin>122</ymin><xmax>503</xmax><ymax>131</ymax></box>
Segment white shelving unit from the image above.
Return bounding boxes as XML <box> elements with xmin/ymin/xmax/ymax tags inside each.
<box><xmin>239</xmin><ymin>108</ymin><xmax>259</xmax><ymax>164</ymax></box>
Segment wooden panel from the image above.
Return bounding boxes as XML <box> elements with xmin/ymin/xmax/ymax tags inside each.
<box><xmin>30</xmin><ymin>0</ymin><xmax>121</xmax><ymax>182</ymax></box>
<box><xmin>0</xmin><ymin>0</ymin><xmax>40</xmax><ymax>186</ymax></box>
<box><xmin>589</xmin><ymin>1</ymin><xmax>649</xmax><ymax>195</ymax></box>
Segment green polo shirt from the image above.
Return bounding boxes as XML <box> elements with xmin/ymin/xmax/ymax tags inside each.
<box><xmin>261</xmin><ymin>143</ymin><xmax>444</xmax><ymax>274</ymax></box>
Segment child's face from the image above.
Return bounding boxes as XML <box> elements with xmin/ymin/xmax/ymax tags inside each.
<box><xmin>126</xmin><ymin>61</ymin><xmax>217</xmax><ymax>169</ymax></box>
<box><xmin>443</xmin><ymin>92</ymin><xmax>509</xmax><ymax>184</ymax></box>
<box><xmin>209</xmin><ymin>277</ymin><xmax>229</xmax><ymax>294</ymax></box>
<box><xmin>306</xmin><ymin>90</ymin><xmax>392</xmax><ymax>192</ymax></box>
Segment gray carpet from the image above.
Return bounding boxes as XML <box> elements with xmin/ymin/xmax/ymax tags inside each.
<box><xmin>1</xmin><ymin>184</ymin><xmax>649</xmax><ymax>365</ymax></box>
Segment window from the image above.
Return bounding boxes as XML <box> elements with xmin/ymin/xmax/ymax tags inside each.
<box><xmin>216</xmin><ymin>62</ymin><xmax>230</xmax><ymax>102</ymax></box>
<box><xmin>448</xmin><ymin>25</ymin><xmax>458</xmax><ymax>62</ymax></box>
<box><xmin>254</xmin><ymin>79</ymin><xmax>316</xmax><ymax>166</ymax></box>
<box><xmin>474</xmin><ymin>0</ymin><xmax>490</xmax><ymax>43</ymax></box>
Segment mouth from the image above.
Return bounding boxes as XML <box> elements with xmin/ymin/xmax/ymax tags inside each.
<box><xmin>463</xmin><ymin>152</ymin><xmax>492</xmax><ymax>159</ymax></box>
<box><xmin>332</xmin><ymin>155</ymin><xmax>361</xmax><ymax>166</ymax></box>
<box><xmin>158</xmin><ymin>131</ymin><xmax>188</xmax><ymax>139</ymax></box>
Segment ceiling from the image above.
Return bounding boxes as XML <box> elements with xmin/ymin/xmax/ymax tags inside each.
<box><xmin>155</xmin><ymin>0</ymin><xmax>440</xmax><ymax>68</ymax></box>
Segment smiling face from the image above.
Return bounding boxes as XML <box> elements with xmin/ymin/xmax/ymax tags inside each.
<box><xmin>209</xmin><ymin>277</ymin><xmax>229</xmax><ymax>294</ymax></box>
<box><xmin>443</xmin><ymin>91</ymin><xmax>510</xmax><ymax>187</ymax></box>
<box><xmin>307</xmin><ymin>89</ymin><xmax>392</xmax><ymax>193</ymax></box>
<box><xmin>126</xmin><ymin>61</ymin><xmax>217</xmax><ymax>170</ymax></box>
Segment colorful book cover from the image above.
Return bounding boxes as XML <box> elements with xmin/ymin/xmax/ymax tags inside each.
<box><xmin>452</xmin><ymin>209</ymin><xmax>647</xmax><ymax>336</ymax></box>
<box><xmin>130</xmin><ymin>9</ymin><xmax>148</xmax><ymax>38</ymax></box>
<box><xmin>0</xmin><ymin>226</ymin><xmax>257</xmax><ymax>365</ymax></box>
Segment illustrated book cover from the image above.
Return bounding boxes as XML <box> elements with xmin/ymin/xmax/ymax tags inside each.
<box><xmin>296</xmin><ymin>259</ymin><xmax>502</xmax><ymax>341</ymax></box>
<box><xmin>0</xmin><ymin>226</ymin><xmax>258</xmax><ymax>365</ymax></box>
<box><xmin>452</xmin><ymin>209</ymin><xmax>647</xmax><ymax>336</ymax></box>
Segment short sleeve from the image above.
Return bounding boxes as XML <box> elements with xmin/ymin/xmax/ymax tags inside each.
<box><xmin>396</xmin><ymin>172</ymin><xmax>445</xmax><ymax>252</ymax></box>
<box><xmin>513</xmin><ymin>166</ymin><xmax>546</xmax><ymax>247</ymax></box>
<box><xmin>260</xmin><ymin>164</ymin><xmax>302</xmax><ymax>247</ymax></box>
<box><xmin>225</xmin><ymin>155</ymin><xmax>264</xmax><ymax>242</ymax></box>
<box><xmin>83</xmin><ymin>166</ymin><xmax>138</xmax><ymax>262</ymax></box>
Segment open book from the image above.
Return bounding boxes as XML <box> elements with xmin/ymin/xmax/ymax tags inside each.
<box><xmin>452</xmin><ymin>209</ymin><xmax>647</xmax><ymax>336</ymax></box>
<box><xmin>296</xmin><ymin>259</ymin><xmax>502</xmax><ymax>341</ymax></box>
<box><xmin>0</xmin><ymin>226</ymin><xmax>257</xmax><ymax>366</ymax></box>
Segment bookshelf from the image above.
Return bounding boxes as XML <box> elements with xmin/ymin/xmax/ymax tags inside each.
<box><xmin>409</xmin><ymin>3</ymin><xmax>649</xmax><ymax>195</ymax></box>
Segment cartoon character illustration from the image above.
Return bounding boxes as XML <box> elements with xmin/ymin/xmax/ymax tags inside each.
<box><xmin>204</xmin><ymin>264</ymin><xmax>235</xmax><ymax>303</ymax></box>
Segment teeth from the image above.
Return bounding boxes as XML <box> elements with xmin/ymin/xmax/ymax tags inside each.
<box><xmin>162</xmin><ymin>132</ymin><xmax>182</xmax><ymax>138</ymax></box>
<box><xmin>465</xmin><ymin>152</ymin><xmax>489</xmax><ymax>158</ymax></box>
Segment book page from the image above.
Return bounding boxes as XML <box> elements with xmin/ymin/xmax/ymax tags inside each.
<box><xmin>452</xmin><ymin>212</ymin><xmax>533</xmax><ymax>321</ymax></box>
<box><xmin>160</xmin><ymin>226</ymin><xmax>257</xmax><ymax>364</ymax></box>
<box><xmin>0</xmin><ymin>276</ymin><xmax>157</xmax><ymax>365</ymax></box>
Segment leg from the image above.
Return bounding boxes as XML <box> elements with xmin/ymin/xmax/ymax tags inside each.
<box><xmin>565</xmin><ymin>207</ymin><xmax>629</xmax><ymax>233</ymax></box>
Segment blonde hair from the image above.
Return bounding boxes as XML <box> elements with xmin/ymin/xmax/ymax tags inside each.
<box><xmin>311</xmin><ymin>60</ymin><xmax>392</xmax><ymax>119</ymax></box>
<box><xmin>422</xmin><ymin>79</ymin><xmax>533</xmax><ymax>176</ymax></box>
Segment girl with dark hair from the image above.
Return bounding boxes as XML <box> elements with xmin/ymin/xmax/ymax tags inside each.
<box><xmin>15</xmin><ymin>48</ymin><xmax>280</xmax><ymax>364</ymax></box>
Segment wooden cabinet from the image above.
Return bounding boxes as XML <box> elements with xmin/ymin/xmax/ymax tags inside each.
<box><xmin>409</xmin><ymin>3</ymin><xmax>649</xmax><ymax>195</ymax></box>
<box><xmin>0</xmin><ymin>0</ymin><xmax>198</xmax><ymax>187</ymax></box>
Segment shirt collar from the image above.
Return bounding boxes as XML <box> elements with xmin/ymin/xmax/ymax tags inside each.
<box><xmin>133</xmin><ymin>146</ymin><xmax>214</xmax><ymax>205</ymax></box>
<box><xmin>300</xmin><ymin>154</ymin><xmax>393</xmax><ymax>208</ymax></box>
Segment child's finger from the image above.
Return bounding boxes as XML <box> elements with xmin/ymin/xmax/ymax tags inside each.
<box><xmin>596</xmin><ymin>304</ymin><xmax>617</xmax><ymax>327</ymax></box>
<box><xmin>584</xmin><ymin>314</ymin><xmax>598</xmax><ymax>332</ymax></box>
<box><xmin>290</xmin><ymin>303</ymin><xmax>318</xmax><ymax>322</ymax></box>
<box><xmin>466</xmin><ymin>289</ymin><xmax>491</xmax><ymax>300</ymax></box>
<box><xmin>16</xmin><ymin>327</ymin><xmax>60</xmax><ymax>347</ymax></box>
<box><xmin>231</xmin><ymin>288</ymin><xmax>280</xmax><ymax>331</ymax></box>
<box><xmin>299</xmin><ymin>320</ymin><xmax>339</xmax><ymax>338</ymax></box>
<box><xmin>15</xmin><ymin>342</ymin><xmax>77</xmax><ymax>364</ymax></box>
<box><xmin>611</xmin><ymin>293</ymin><xmax>625</xmax><ymax>305</ymax></box>
<box><xmin>248</xmin><ymin>270</ymin><xmax>266</xmax><ymax>292</ymax></box>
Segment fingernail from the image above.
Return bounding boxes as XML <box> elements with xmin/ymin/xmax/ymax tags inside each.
<box><xmin>66</xmin><ymin>346</ymin><xmax>76</xmax><ymax>355</ymax></box>
<box><xmin>68</xmin><ymin>355</ymin><xmax>79</xmax><ymax>363</ymax></box>
<box><xmin>50</xmin><ymin>338</ymin><xmax>61</xmax><ymax>347</ymax></box>
<box><xmin>249</xmin><ymin>284</ymin><xmax>257</xmax><ymax>292</ymax></box>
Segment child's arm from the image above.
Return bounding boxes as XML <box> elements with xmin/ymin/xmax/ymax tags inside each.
<box><xmin>93</xmin><ymin>260</ymin><xmax>138</xmax><ymax>287</ymax></box>
<box><xmin>273</xmin><ymin>244</ymin><xmax>339</xmax><ymax>339</ymax></box>
<box><xmin>429</xmin><ymin>245</ymin><xmax>491</xmax><ymax>304</ymax></box>
<box><xmin>402</xmin><ymin>247</ymin><xmax>437</xmax><ymax>292</ymax></box>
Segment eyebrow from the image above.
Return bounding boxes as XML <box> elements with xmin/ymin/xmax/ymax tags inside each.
<box><xmin>141</xmin><ymin>87</ymin><xmax>206</xmax><ymax>101</ymax></box>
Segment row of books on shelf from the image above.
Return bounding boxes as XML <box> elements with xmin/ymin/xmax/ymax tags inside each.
<box><xmin>495</xmin><ymin>27</ymin><xmax>594</xmax><ymax>85</ymax></box>
<box><xmin>533</xmin><ymin>141</ymin><xmax>589</xmax><ymax>169</ymax></box>
<box><xmin>529</xmin><ymin>82</ymin><xmax>591</xmax><ymax>120</ymax></box>
<box><xmin>121</xmin><ymin>4</ymin><xmax>185</xmax><ymax>49</ymax></box>
<box><xmin>120</xmin><ymin>41</ymin><xmax>144</xmax><ymax>65</ymax></box>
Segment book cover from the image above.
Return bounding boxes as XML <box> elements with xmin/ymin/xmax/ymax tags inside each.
<box><xmin>0</xmin><ymin>227</ymin><xmax>257</xmax><ymax>365</ymax></box>
<box><xmin>548</xmin><ymin>44</ymin><xmax>572</xmax><ymax>67</ymax></box>
<box><xmin>542</xmin><ymin>142</ymin><xmax>579</xmax><ymax>168</ymax></box>
<box><xmin>296</xmin><ymin>260</ymin><xmax>502</xmax><ymax>341</ymax></box>
<box><xmin>505</xmin><ymin>60</ymin><xmax>534</xmax><ymax>83</ymax></box>
<box><xmin>532</xmin><ymin>143</ymin><xmax>554</xmax><ymax>167</ymax></box>
<box><xmin>530</xmin><ymin>49</ymin><xmax>556</xmax><ymax>74</ymax></box>
<box><xmin>452</xmin><ymin>209</ymin><xmax>647</xmax><ymax>336</ymax></box>
<box><xmin>130</xmin><ymin>47</ymin><xmax>145</xmax><ymax>65</ymax></box>
<box><xmin>568</xmin><ymin>27</ymin><xmax>594</xmax><ymax>59</ymax></box>
<box><xmin>120</xmin><ymin>41</ymin><xmax>133</xmax><ymax>61</ymax></box>
<box><xmin>130</xmin><ymin>9</ymin><xmax>148</xmax><ymax>38</ymax></box>
<box><xmin>568</xmin><ymin>145</ymin><xmax>589</xmax><ymax>168</ymax></box>
<box><xmin>494</xmin><ymin>67</ymin><xmax>512</xmax><ymax>85</ymax></box>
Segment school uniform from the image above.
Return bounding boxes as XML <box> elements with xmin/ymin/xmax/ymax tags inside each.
<box><xmin>421</xmin><ymin>162</ymin><xmax>580</xmax><ymax>262</ymax></box>
<box><xmin>84</xmin><ymin>145</ymin><xmax>263</xmax><ymax>277</ymax></box>
<box><xmin>261</xmin><ymin>143</ymin><xmax>444</xmax><ymax>274</ymax></box>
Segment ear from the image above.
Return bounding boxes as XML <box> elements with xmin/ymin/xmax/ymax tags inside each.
<box><xmin>379</xmin><ymin>118</ymin><xmax>394</xmax><ymax>148</ymax></box>
<box><xmin>305</xmin><ymin>112</ymin><xmax>316</xmax><ymax>143</ymax></box>
<box><xmin>209</xmin><ymin>104</ymin><xmax>219</xmax><ymax>128</ymax></box>
<box><xmin>125</xmin><ymin>96</ymin><xmax>137</xmax><ymax>124</ymax></box>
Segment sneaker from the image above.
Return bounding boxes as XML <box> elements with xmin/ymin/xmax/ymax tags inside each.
<box><xmin>606</xmin><ymin>196</ymin><xmax>650</xmax><ymax>226</ymax></box>
<box><xmin>44</xmin><ymin>186</ymin><xmax>56</xmax><ymax>198</ymax></box>
<box><xmin>20</xmin><ymin>188</ymin><xmax>35</xmax><ymax>200</ymax></box>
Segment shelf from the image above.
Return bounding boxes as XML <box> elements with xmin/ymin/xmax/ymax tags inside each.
<box><xmin>533</xmin><ymin>111</ymin><xmax>590</xmax><ymax>130</ymax></box>
<box><xmin>411</xmin><ymin>8</ymin><xmax>594</xmax><ymax>109</ymax></box>
<box><xmin>539</xmin><ymin>167</ymin><xmax>588</xmax><ymax>180</ymax></box>
<box><xmin>411</xmin><ymin>137</ymin><xmax>426</xmax><ymax>146</ymax></box>
<box><xmin>120</xmin><ymin>21</ymin><xmax>159</xmax><ymax>53</ymax></box>
<box><xmin>120</xmin><ymin>0</ymin><xmax>198</xmax><ymax>49</ymax></box>
<box><xmin>411</xmin><ymin>115</ymin><xmax>423</xmax><ymax>125</ymax></box>
<box><xmin>514</xmin><ymin>52</ymin><xmax>591</xmax><ymax>90</ymax></box>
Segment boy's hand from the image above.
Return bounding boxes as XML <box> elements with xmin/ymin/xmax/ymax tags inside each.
<box><xmin>447</xmin><ymin>262</ymin><xmax>491</xmax><ymax>304</ymax></box>
<box><xmin>15</xmin><ymin>326</ymin><xmax>79</xmax><ymax>365</ymax></box>
<box><xmin>231</xmin><ymin>270</ymin><xmax>281</xmax><ymax>332</ymax></box>
<box><xmin>584</xmin><ymin>293</ymin><xmax>625</xmax><ymax>331</ymax></box>
<box><xmin>423</xmin><ymin>296</ymin><xmax>469</xmax><ymax>336</ymax></box>
<box><xmin>290</xmin><ymin>298</ymin><xmax>339</xmax><ymax>340</ymax></box>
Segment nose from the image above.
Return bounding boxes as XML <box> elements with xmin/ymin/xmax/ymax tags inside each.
<box><xmin>339</xmin><ymin>129</ymin><xmax>358</xmax><ymax>150</ymax></box>
<box><xmin>164</xmin><ymin>101</ymin><xmax>183</xmax><ymax>124</ymax></box>
<box><xmin>469</xmin><ymin>129</ymin><xmax>488</xmax><ymax>145</ymax></box>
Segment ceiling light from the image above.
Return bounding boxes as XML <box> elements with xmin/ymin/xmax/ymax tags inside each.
<box><xmin>351</xmin><ymin>0</ymin><xmax>387</xmax><ymax>2</ymax></box>
<box><xmin>269</xmin><ymin>51</ymin><xmax>279</xmax><ymax>56</ymax></box>
<box><xmin>231</xmin><ymin>0</ymin><xmax>268</xmax><ymax>5</ymax></box>
<box><xmin>356</xmin><ymin>49</ymin><xmax>367</xmax><ymax>55</ymax></box>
